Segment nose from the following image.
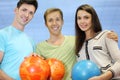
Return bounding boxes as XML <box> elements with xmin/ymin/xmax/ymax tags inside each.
<box><xmin>80</xmin><ymin>18</ymin><xmax>84</xmax><ymax>23</ymax></box>
<box><xmin>25</xmin><ymin>12</ymin><xmax>29</xmax><ymax>17</ymax></box>
<box><xmin>79</xmin><ymin>18</ymin><xmax>86</xmax><ymax>25</ymax></box>
<box><xmin>53</xmin><ymin>20</ymin><xmax>57</xmax><ymax>25</ymax></box>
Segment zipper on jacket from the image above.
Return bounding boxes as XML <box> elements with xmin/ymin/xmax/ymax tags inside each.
<box><xmin>85</xmin><ymin>40</ymin><xmax>90</xmax><ymax>60</ymax></box>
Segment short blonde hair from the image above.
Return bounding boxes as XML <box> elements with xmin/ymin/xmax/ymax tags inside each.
<box><xmin>44</xmin><ymin>8</ymin><xmax>63</xmax><ymax>23</ymax></box>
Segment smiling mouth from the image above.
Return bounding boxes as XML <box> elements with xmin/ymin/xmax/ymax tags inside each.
<box><xmin>52</xmin><ymin>26</ymin><xmax>59</xmax><ymax>31</ymax></box>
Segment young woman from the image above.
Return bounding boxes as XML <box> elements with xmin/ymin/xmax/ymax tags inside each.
<box><xmin>75</xmin><ymin>4</ymin><xmax>120</xmax><ymax>80</ymax></box>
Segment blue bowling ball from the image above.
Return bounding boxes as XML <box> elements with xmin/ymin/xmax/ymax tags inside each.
<box><xmin>72</xmin><ymin>60</ymin><xmax>101</xmax><ymax>80</ymax></box>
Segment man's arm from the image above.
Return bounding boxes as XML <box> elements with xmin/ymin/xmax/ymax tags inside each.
<box><xmin>0</xmin><ymin>51</ymin><xmax>3</xmax><ymax>62</ymax></box>
<box><xmin>0</xmin><ymin>69</ymin><xmax>14</xmax><ymax>80</ymax></box>
<box><xmin>0</xmin><ymin>51</ymin><xmax>14</xmax><ymax>80</ymax></box>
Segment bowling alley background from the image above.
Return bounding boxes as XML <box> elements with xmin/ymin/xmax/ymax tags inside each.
<box><xmin>0</xmin><ymin>0</ymin><xmax>120</xmax><ymax>47</ymax></box>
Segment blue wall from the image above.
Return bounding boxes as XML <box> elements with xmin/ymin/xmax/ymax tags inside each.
<box><xmin>0</xmin><ymin>0</ymin><xmax>120</xmax><ymax>47</ymax></box>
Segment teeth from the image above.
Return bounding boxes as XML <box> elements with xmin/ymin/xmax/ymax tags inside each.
<box><xmin>22</xmin><ymin>16</ymin><xmax>28</xmax><ymax>22</ymax></box>
<box><xmin>53</xmin><ymin>27</ymin><xmax>58</xmax><ymax>30</ymax></box>
<box><xmin>23</xmin><ymin>18</ymin><xmax>27</xmax><ymax>22</ymax></box>
<box><xmin>80</xmin><ymin>25</ymin><xmax>86</xmax><ymax>28</ymax></box>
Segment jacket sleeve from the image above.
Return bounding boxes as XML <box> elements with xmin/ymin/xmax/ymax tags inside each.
<box><xmin>105</xmin><ymin>31</ymin><xmax>120</xmax><ymax>78</ymax></box>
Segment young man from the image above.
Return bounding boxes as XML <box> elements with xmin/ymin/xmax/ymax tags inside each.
<box><xmin>36</xmin><ymin>8</ymin><xmax>77</xmax><ymax>80</ymax></box>
<box><xmin>0</xmin><ymin>0</ymin><xmax>38</xmax><ymax>80</ymax></box>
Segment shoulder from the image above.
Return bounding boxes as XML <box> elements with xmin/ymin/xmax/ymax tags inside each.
<box><xmin>0</xmin><ymin>26</ymin><xmax>10</xmax><ymax>39</ymax></box>
<box><xmin>36</xmin><ymin>41</ymin><xmax>47</xmax><ymax>53</ymax></box>
<box><xmin>65</xmin><ymin>35</ymin><xmax>75</xmax><ymax>40</ymax></box>
<box><xmin>99</xmin><ymin>30</ymin><xmax>110</xmax><ymax>35</ymax></box>
<box><xmin>0</xmin><ymin>26</ymin><xmax>11</xmax><ymax>35</ymax></box>
<box><xmin>36</xmin><ymin>41</ymin><xmax>46</xmax><ymax>47</ymax></box>
<box><xmin>95</xmin><ymin>30</ymin><xmax>110</xmax><ymax>39</ymax></box>
<box><xmin>64</xmin><ymin>35</ymin><xmax>75</xmax><ymax>45</ymax></box>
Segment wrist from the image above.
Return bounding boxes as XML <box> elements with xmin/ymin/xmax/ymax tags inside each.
<box><xmin>99</xmin><ymin>70</ymin><xmax>113</xmax><ymax>80</ymax></box>
<box><xmin>107</xmin><ymin>69</ymin><xmax>115</xmax><ymax>79</ymax></box>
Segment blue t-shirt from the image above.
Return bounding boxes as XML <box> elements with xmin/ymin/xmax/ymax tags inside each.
<box><xmin>0</xmin><ymin>26</ymin><xmax>35</xmax><ymax>80</ymax></box>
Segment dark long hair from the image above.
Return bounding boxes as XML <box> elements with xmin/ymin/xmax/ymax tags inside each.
<box><xmin>75</xmin><ymin>4</ymin><xmax>102</xmax><ymax>56</ymax></box>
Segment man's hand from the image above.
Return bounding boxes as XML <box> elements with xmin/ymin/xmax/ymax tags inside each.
<box><xmin>107</xmin><ymin>31</ymin><xmax>118</xmax><ymax>42</ymax></box>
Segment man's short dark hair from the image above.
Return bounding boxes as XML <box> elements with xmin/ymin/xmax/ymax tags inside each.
<box><xmin>17</xmin><ymin>0</ymin><xmax>38</xmax><ymax>12</ymax></box>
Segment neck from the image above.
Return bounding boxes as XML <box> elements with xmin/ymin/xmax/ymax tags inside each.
<box><xmin>12</xmin><ymin>20</ymin><xmax>25</xmax><ymax>31</ymax></box>
<box><xmin>47</xmin><ymin>34</ymin><xmax>65</xmax><ymax>46</ymax></box>
<box><xmin>85</xmin><ymin>30</ymin><xmax>95</xmax><ymax>40</ymax></box>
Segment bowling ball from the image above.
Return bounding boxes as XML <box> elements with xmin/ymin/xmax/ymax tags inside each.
<box><xmin>72</xmin><ymin>60</ymin><xmax>101</xmax><ymax>80</ymax></box>
<box><xmin>47</xmin><ymin>58</ymin><xmax>65</xmax><ymax>80</ymax></box>
<box><xmin>19</xmin><ymin>55</ymin><xmax>50</xmax><ymax>80</ymax></box>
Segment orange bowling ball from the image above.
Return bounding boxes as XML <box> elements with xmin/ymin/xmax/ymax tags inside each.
<box><xmin>47</xmin><ymin>58</ymin><xmax>65</xmax><ymax>80</ymax></box>
<box><xmin>19</xmin><ymin>55</ymin><xmax>50</xmax><ymax>80</ymax></box>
